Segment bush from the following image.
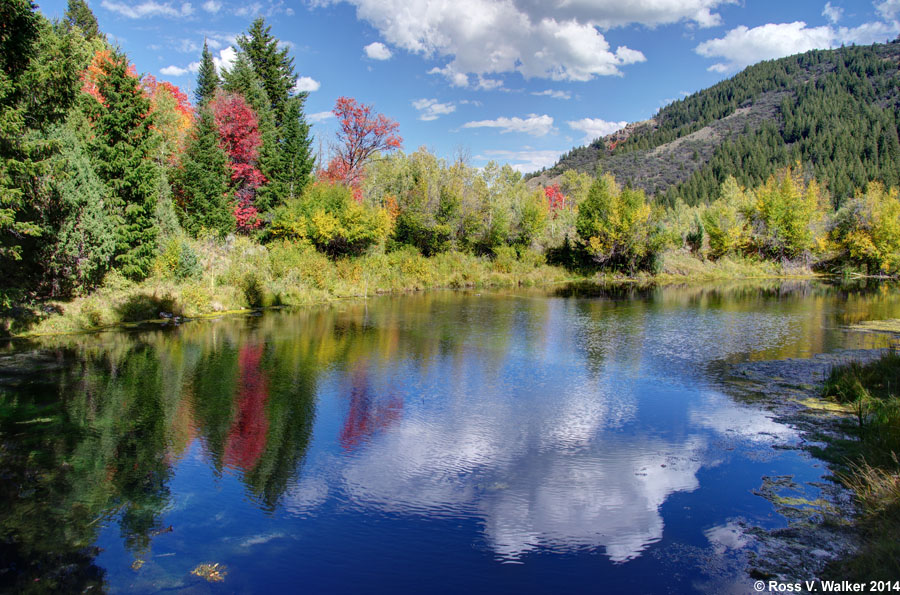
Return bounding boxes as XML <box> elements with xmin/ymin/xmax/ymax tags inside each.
<box><xmin>575</xmin><ymin>173</ymin><xmax>663</xmax><ymax>273</ymax></box>
<box><xmin>270</xmin><ymin>182</ymin><xmax>391</xmax><ymax>257</ymax></box>
<box><xmin>701</xmin><ymin>177</ymin><xmax>752</xmax><ymax>258</ymax></box>
<box><xmin>830</xmin><ymin>182</ymin><xmax>900</xmax><ymax>275</ymax></box>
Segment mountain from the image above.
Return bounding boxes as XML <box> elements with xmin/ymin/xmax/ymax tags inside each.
<box><xmin>530</xmin><ymin>38</ymin><xmax>900</xmax><ymax>208</ymax></box>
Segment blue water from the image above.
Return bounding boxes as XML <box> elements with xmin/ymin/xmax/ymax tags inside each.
<box><xmin>1</xmin><ymin>281</ymin><xmax>898</xmax><ymax>593</ymax></box>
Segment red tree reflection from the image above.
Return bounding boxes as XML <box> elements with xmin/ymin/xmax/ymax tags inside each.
<box><xmin>224</xmin><ymin>345</ymin><xmax>269</xmax><ymax>470</ymax></box>
<box><xmin>339</xmin><ymin>367</ymin><xmax>403</xmax><ymax>450</ymax></box>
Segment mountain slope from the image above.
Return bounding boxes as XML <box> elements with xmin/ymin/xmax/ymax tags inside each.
<box><xmin>531</xmin><ymin>39</ymin><xmax>900</xmax><ymax>207</ymax></box>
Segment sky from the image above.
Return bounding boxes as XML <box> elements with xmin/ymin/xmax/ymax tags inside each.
<box><xmin>36</xmin><ymin>0</ymin><xmax>900</xmax><ymax>173</ymax></box>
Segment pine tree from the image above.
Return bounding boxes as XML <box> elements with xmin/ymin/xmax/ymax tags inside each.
<box><xmin>237</xmin><ymin>17</ymin><xmax>293</xmax><ymax>119</ymax></box>
<box><xmin>64</xmin><ymin>0</ymin><xmax>100</xmax><ymax>40</ymax></box>
<box><xmin>233</xmin><ymin>18</ymin><xmax>315</xmax><ymax>211</ymax></box>
<box><xmin>194</xmin><ymin>40</ymin><xmax>218</xmax><ymax>106</ymax></box>
<box><xmin>268</xmin><ymin>96</ymin><xmax>313</xmax><ymax>201</ymax></box>
<box><xmin>1</xmin><ymin>0</ymin><xmax>42</xmax><ymax>277</ymax></box>
<box><xmin>173</xmin><ymin>107</ymin><xmax>233</xmax><ymax>236</ymax></box>
<box><xmin>87</xmin><ymin>49</ymin><xmax>159</xmax><ymax>279</ymax></box>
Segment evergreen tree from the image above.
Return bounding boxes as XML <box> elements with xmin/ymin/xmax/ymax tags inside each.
<box><xmin>235</xmin><ymin>17</ymin><xmax>315</xmax><ymax>209</ymax></box>
<box><xmin>173</xmin><ymin>107</ymin><xmax>234</xmax><ymax>236</ymax></box>
<box><xmin>237</xmin><ymin>17</ymin><xmax>294</xmax><ymax>119</ymax></box>
<box><xmin>0</xmin><ymin>0</ymin><xmax>42</xmax><ymax>280</ymax></box>
<box><xmin>46</xmin><ymin>119</ymin><xmax>117</xmax><ymax>293</ymax></box>
<box><xmin>194</xmin><ymin>39</ymin><xmax>219</xmax><ymax>106</ymax></box>
<box><xmin>64</xmin><ymin>0</ymin><xmax>100</xmax><ymax>40</ymax></box>
<box><xmin>1</xmin><ymin>3</ymin><xmax>89</xmax><ymax>296</ymax></box>
<box><xmin>268</xmin><ymin>95</ymin><xmax>314</xmax><ymax>201</ymax></box>
<box><xmin>87</xmin><ymin>49</ymin><xmax>159</xmax><ymax>280</ymax></box>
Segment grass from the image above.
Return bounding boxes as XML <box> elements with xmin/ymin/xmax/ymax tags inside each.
<box><xmin>2</xmin><ymin>237</ymin><xmax>578</xmax><ymax>337</ymax></box>
<box><xmin>1</xmin><ymin>240</ymin><xmax>822</xmax><ymax>339</ymax></box>
<box><xmin>821</xmin><ymin>352</ymin><xmax>900</xmax><ymax>580</ymax></box>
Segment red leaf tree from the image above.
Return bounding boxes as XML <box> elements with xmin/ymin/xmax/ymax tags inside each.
<box><xmin>321</xmin><ymin>96</ymin><xmax>402</xmax><ymax>193</ymax></box>
<box><xmin>211</xmin><ymin>91</ymin><xmax>266</xmax><ymax>231</ymax></box>
<box><xmin>544</xmin><ymin>184</ymin><xmax>567</xmax><ymax>216</ymax></box>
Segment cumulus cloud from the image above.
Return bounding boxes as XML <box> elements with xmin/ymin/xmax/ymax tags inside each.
<box><xmin>463</xmin><ymin>114</ymin><xmax>554</xmax><ymax>136</ymax></box>
<box><xmin>320</xmin><ymin>0</ymin><xmax>654</xmax><ymax>86</ymax></box>
<box><xmin>160</xmin><ymin>64</ymin><xmax>189</xmax><ymax>76</ymax></box>
<box><xmin>308</xmin><ymin>111</ymin><xmax>334</xmax><ymax>123</ymax></box>
<box><xmin>412</xmin><ymin>98</ymin><xmax>455</xmax><ymax>121</ymax></box>
<box><xmin>101</xmin><ymin>0</ymin><xmax>194</xmax><ymax>18</ymax></box>
<box><xmin>293</xmin><ymin>76</ymin><xmax>321</xmax><ymax>93</ymax></box>
<box><xmin>532</xmin><ymin>89</ymin><xmax>572</xmax><ymax>100</ymax></box>
<box><xmin>202</xmin><ymin>0</ymin><xmax>221</xmax><ymax>12</ymax></box>
<box><xmin>696</xmin><ymin>20</ymin><xmax>900</xmax><ymax>72</ymax></box>
<box><xmin>876</xmin><ymin>0</ymin><xmax>900</xmax><ymax>20</ymax></box>
<box><xmin>822</xmin><ymin>2</ymin><xmax>842</xmax><ymax>24</ymax></box>
<box><xmin>213</xmin><ymin>46</ymin><xmax>237</xmax><ymax>73</ymax></box>
<box><xmin>567</xmin><ymin>118</ymin><xmax>627</xmax><ymax>143</ymax></box>
<box><xmin>364</xmin><ymin>41</ymin><xmax>392</xmax><ymax>60</ymax></box>
<box><xmin>160</xmin><ymin>60</ymin><xmax>201</xmax><ymax>77</ymax></box>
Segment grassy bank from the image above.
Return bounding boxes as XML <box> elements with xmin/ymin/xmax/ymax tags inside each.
<box><xmin>821</xmin><ymin>351</ymin><xmax>900</xmax><ymax>580</ymax></box>
<box><xmin>1</xmin><ymin>239</ymin><xmax>819</xmax><ymax>339</ymax></box>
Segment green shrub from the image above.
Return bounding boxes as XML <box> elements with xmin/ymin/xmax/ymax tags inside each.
<box><xmin>831</xmin><ymin>182</ymin><xmax>900</xmax><ymax>275</ymax></box>
<box><xmin>270</xmin><ymin>182</ymin><xmax>391</xmax><ymax>257</ymax></box>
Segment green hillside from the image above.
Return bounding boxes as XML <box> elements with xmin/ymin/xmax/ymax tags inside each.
<box><xmin>532</xmin><ymin>39</ymin><xmax>900</xmax><ymax>207</ymax></box>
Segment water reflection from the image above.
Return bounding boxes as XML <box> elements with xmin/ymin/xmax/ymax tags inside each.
<box><xmin>1</xmin><ymin>279</ymin><xmax>899</xmax><ymax>591</ymax></box>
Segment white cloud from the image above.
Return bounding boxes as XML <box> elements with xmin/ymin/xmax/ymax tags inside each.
<box><xmin>532</xmin><ymin>89</ymin><xmax>572</xmax><ymax>100</ymax></box>
<box><xmin>695</xmin><ymin>20</ymin><xmax>900</xmax><ymax>72</ymax></box>
<box><xmin>101</xmin><ymin>0</ymin><xmax>194</xmax><ymax>18</ymax></box>
<box><xmin>322</xmin><ymin>0</ymin><xmax>650</xmax><ymax>86</ymax></box>
<box><xmin>308</xmin><ymin>111</ymin><xmax>334</xmax><ymax>123</ymax></box>
<box><xmin>364</xmin><ymin>41</ymin><xmax>392</xmax><ymax>60</ymax></box>
<box><xmin>213</xmin><ymin>46</ymin><xmax>237</xmax><ymax>73</ymax></box>
<box><xmin>293</xmin><ymin>76</ymin><xmax>321</xmax><ymax>93</ymax></box>
<box><xmin>463</xmin><ymin>114</ymin><xmax>555</xmax><ymax>137</ymax></box>
<box><xmin>477</xmin><ymin>149</ymin><xmax>564</xmax><ymax>173</ymax></box>
<box><xmin>159</xmin><ymin>60</ymin><xmax>201</xmax><ymax>77</ymax></box>
<box><xmin>876</xmin><ymin>0</ymin><xmax>900</xmax><ymax>20</ymax></box>
<box><xmin>412</xmin><ymin>98</ymin><xmax>456</xmax><ymax>121</ymax></box>
<box><xmin>234</xmin><ymin>1</ymin><xmax>262</xmax><ymax>16</ymax></box>
<box><xmin>822</xmin><ymin>2</ymin><xmax>842</xmax><ymax>24</ymax></box>
<box><xmin>202</xmin><ymin>0</ymin><xmax>221</xmax><ymax>12</ymax></box>
<box><xmin>475</xmin><ymin>76</ymin><xmax>504</xmax><ymax>91</ymax></box>
<box><xmin>160</xmin><ymin>64</ymin><xmax>189</xmax><ymax>76</ymax></box>
<box><xmin>567</xmin><ymin>118</ymin><xmax>627</xmax><ymax>143</ymax></box>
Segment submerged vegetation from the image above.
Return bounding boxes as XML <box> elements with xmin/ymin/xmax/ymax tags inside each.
<box><xmin>822</xmin><ymin>351</ymin><xmax>900</xmax><ymax>580</ymax></box>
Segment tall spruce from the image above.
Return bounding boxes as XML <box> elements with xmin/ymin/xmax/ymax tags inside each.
<box><xmin>64</xmin><ymin>0</ymin><xmax>100</xmax><ymax>40</ymax></box>
<box><xmin>87</xmin><ymin>49</ymin><xmax>159</xmax><ymax>280</ymax></box>
<box><xmin>173</xmin><ymin>107</ymin><xmax>233</xmax><ymax>236</ymax></box>
<box><xmin>194</xmin><ymin>40</ymin><xmax>219</xmax><ymax>106</ymax></box>
<box><xmin>237</xmin><ymin>17</ymin><xmax>293</xmax><ymax>119</ymax></box>
<box><xmin>235</xmin><ymin>17</ymin><xmax>314</xmax><ymax>207</ymax></box>
<box><xmin>271</xmin><ymin>96</ymin><xmax>314</xmax><ymax>200</ymax></box>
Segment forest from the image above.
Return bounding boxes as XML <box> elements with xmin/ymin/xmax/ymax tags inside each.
<box><xmin>2</xmin><ymin>0</ymin><xmax>900</xmax><ymax>337</ymax></box>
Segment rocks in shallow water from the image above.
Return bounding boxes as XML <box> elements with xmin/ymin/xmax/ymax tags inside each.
<box><xmin>191</xmin><ymin>562</ymin><xmax>227</xmax><ymax>582</ymax></box>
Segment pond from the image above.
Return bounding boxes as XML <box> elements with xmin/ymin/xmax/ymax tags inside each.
<box><xmin>2</xmin><ymin>280</ymin><xmax>899</xmax><ymax>593</ymax></box>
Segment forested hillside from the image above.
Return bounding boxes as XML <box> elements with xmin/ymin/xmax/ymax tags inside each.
<box><xmin>533</xmin><ymin>39</ymin><xmax>900</xmax><ymax>207</ymax></box>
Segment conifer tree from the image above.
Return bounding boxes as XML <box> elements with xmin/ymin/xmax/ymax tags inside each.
<box><xmin>173</xmin><ymin>107</ymin><xmax>233</xmax><ymax>236</ymax></box>
<box><xmin>237</xmin><ymin>17</ymin><xmax>293</xmax><ymax>119</ymax></box>
<box><xmin>194</xmin><ymin>40</ymin><xmax>219</xmax><ymax>106</ymax></box>
<box><xmin>64</xmin><ymin>0</ymin><xmax>100</xmax><ymax>40</ymax></box>
<box><xmin>269</xmin><ymin>96</ymin><xmax>314</xmax><ymax>201</ymax></box>
<box><xmin>86</xmin><ymin>49</ymin><xmax>159</xmax><ymax>279</ymax></box>
<box><xmin>235</xmin><ymin>17</ymin><xmax>315</xmax><ymax>208</ymax></box>
<box><xmin>1</xmin><ymin>0</ymin><xmax>42</xmax><ymax>277</ymax></box>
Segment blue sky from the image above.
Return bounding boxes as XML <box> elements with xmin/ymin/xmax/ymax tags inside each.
<box><xmin>37</xmin><ymin>0</ymin><xmax>900</xmax><ymax>172</ymax></box>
